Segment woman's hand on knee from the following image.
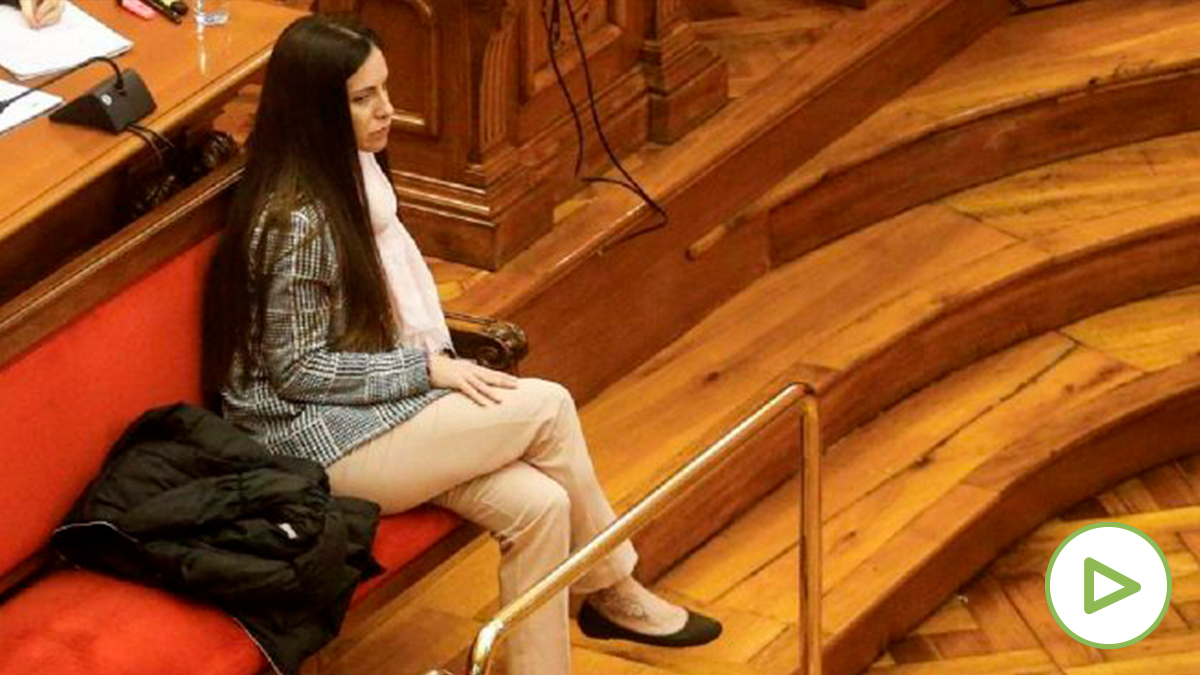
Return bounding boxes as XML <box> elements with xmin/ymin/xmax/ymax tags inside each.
<box><xmin>429</xmin><ymin>354</ymin><xmax>519</xmax><ymax>406</ymax></box>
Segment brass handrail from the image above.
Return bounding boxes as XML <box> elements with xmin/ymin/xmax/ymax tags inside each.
<box><xmin>427</xmin><ymin>382</ymin><xmax>822</xmax><ymax>675</ymax></box>
<box><xmin>799</xmin><ymin>394</ymin><xmax>822</xmax><ymax>675</ymax></box>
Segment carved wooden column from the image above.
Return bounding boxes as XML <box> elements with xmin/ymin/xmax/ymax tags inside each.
<box><xmin>316</xmin><ymin>0</ymin><xmax>549</xmax><ymax>270</ymax></box>
<box><xmin>395</xmin><ymin>1</ymin><xmax>556</xmax><ymax>272</ymax></box>
<box><xmin>640</xmin><ymin>0</ymin><xmax>728</xmax><ymax>143</ymax></box>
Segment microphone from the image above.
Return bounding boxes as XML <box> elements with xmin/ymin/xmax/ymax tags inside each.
<box><xmin>0</xmin><ymin>56</ymin><xmax>155</xmax><ymax>133</ymax></box>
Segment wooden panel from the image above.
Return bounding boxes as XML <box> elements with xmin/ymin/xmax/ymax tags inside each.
<box><xmin>771</xmin><ymin>68</ymin><xmax>1200</xmax><ymax>265</ymax></box>
<box><xmin>369</xmin><ymin>0</ymin><xmax>471</xmax><ymax>177</ymax></box>
<box><xmin>0</xmin><ymin>161</ymin><xmax>241</xmax><ymax>368</ymax></box>
<box><xmin>361</xmin><ymin>0</ymin><xmax>441</xmax><ymax>136</ymax></box>
<box><xmin>823</xmin><ymin>343</ymin><xmax>1140</xmax><ymax>592</ymax></box>
<box><xmin>660</xmin><ymin>476</ymin><xmax>801</xmax><ymax>603</ymax></box>
<box><xmin>691</xmin><ymin>0</ymin><xmax>848</xmax><ymax>104</ymax></box>
<box><xmin>822</xmin><ymin>333</ymin><xmax>1075</xmax><ymax>518</ymax></box>
<box><xmin>1005</xmin><ymin>573</ymin><xmax>1105</xmax><ymax>667</ymax></box>
<box><xmin>963</xmin><ymin>575</ymin><xmax>1041</xmax><ymax>652</ymax></box>
<box><xmin>513</xmin><ymin>0</ymin><xmax>646</xmax><ymax>143</ymax></box>
<box><xmin>573</xmin><ymin>206</ymin><xmax>1011</xmax><ymax>499</ymax></box>
<box><xmin>508</xmin><ymin>187</ymin><xmax>772</xmax><ymax>402</ymax></box>
<box><xmin>818</xmin><ymin>197</ymin><xmax>1200</xmax><ymax>446</ymax></box>
<box><xmin>720</xmin><ymin>547</ymin><xmax>801</xmax><ymax>623</ymax></box>
<box><xmin>822</xmin><ymin>339</ymin><xmax>1138</xmax><ymax>663</ymax></box>
<box><xmin>640</xmin><ymin>0</ymin><xmax>729</xmax><ymax>143</ymax></box>
<box><xmin>886</xmin><ymin>453</ymin><xmax>1200</xmax><ymax>673</ymax></box>
<box><xmin>519</xmin><ymin>0</ymin><xmax>623</xmax><ymax>99</ymax></box>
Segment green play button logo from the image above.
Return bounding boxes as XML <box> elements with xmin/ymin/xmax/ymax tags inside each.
<box><xmin>1046</xmin><ymin>522</ymin><xmax>1171</xmax><ymax>648</ymax></box>
<box><xmin>1084</xmin><ymin>557</ymin><xmax>1141</xmax><ymax>614</ymax></box>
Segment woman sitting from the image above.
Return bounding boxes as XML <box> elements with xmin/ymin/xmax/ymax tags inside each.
<box><xmin>202</xmin><ymin>15</ymin><xmax>720</xmax><ymax>675</ymax></box>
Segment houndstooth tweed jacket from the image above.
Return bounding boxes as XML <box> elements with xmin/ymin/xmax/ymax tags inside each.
<box><xmin>221</xmin><ymin>205</ymin><xmax>448</xmax><ymax>467</ymax></box>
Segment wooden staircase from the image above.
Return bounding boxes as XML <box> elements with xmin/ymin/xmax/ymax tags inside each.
<box><xmin>651</xmin><ymin>161</ymin><xmax>1200</xmax><ymax>673</ymax></box>
<box><xmin>307</xmin><ymin>1</ymin><xmax>1200</xmax><ymax>674</ymax></box>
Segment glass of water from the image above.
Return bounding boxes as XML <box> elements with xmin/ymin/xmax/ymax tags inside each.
<box><xmin>194</xmin><ymin>0</ymin><xmax>230</xmax><ymax>27</ymax></box>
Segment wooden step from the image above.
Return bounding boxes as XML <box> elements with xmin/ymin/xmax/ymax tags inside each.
<box><xmin>1061</xmin><ymin>285</ymin><xmax>1200</xmax><ymax>373</ymax></box>
<box><xmin>444</xmin><ymin>0</ymin><xmax>1010</xmax><ymax>404</ymax></box>
<box><xmin>758</xmin><ymin>0</ymin><xmax>1200</xmax><ymax>265</ymax></box>
<box><xmin>657</xmin><ymin>286</ymin><xmax>1200</xmax><ymax>675</ymax></box>
<box><xmin>820</xmin><ymin>353</ymin><xmax>1200</xmax><ymax>675</ymax></box>
<box><xmin>586</xmin><ymin>178</ymin><xmax>1200</xmax><ymax>489</ymax></box>
<box><xmin>690</xmin><ymin>1</ymin><xmax>849</xmax><ymax>99</ymax></box>
<box><xmin>877</xmin><ymin>434</ymin><xmax>1200</xmax><ymax>671</ymax></box>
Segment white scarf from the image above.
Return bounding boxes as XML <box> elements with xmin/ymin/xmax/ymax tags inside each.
<box><xmin>359</xmin><ymin>151</ymin><xmax>453</xmax><ymax>353</ymax></box>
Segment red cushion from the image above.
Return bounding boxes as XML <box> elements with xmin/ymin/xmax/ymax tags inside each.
<box><xmin>0</xmin><ymin>238</ymin><xmax>216</xmax><ymax>579</ymax></box>
<box><xmin>0</xmin><ymin>570</ymin><xmax>262</xmax><ymax>675</ymax></box>
<box><xmin>353</xmin><ymin>506</ymin><xmax>462</xmax><ymax>602</ymax></box>
<box><xmin>0</xmin><ymin>507</ymin><xmax>461</xmax><ymax>675</ymax></box>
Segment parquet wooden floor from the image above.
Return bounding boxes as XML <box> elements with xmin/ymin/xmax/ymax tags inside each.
<box><xmin>871</xmin><ymin>440</ymin><xmax>1200</xmax><ymax>673</ymax></box>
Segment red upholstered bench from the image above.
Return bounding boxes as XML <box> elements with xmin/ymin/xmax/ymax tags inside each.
<box><xmin>0</xmin><ymin>165</ymin><xmax>523</xmax><ymax>675</ymax></box>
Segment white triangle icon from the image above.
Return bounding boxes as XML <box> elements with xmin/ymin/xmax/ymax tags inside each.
<box><xmin>1093</xmin><ymin>570</ymin><xmax>1122</xmax><ymax>601</ymax></box>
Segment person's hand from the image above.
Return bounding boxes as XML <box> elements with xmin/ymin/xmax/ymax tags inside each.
<box><xmin>19</xmin><ymin>0</ymin><xmax>63</xmax><ymax>28</ymax></box>
<box><xmin>428</xmin><ymin>354</ymin><xmax>518</xmax><ymax>406</ymax></box>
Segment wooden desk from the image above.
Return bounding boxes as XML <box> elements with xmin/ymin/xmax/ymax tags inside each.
<box><xmin>0</xmin><ymin>1</ymin><xmax>302</xmax><ymax>303</ymax></box>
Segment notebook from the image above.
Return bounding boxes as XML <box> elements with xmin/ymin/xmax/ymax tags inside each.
<box><xmin>0</xmin><ymin>79</ymin><xmax>63</xmax><ymax>134</ymax></box>
<box><xmin>0</xmin><ymin>1</ymin><xmax>133</xmax><ymax>81</ymax></box>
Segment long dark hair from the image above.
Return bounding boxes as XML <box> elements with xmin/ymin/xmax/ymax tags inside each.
<box><xmin>203</xmin><ymin>15</ymin><xmax>396</xmax><ymax>404</ymax></box>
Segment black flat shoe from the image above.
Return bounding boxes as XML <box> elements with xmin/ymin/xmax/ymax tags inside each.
<box><xmin>577</xmin><ymin>601</ymin><xmax>722</xmax><ymax>648</ymax></box>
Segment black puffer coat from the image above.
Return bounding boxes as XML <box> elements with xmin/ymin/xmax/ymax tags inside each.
<box><xmin>51</xmin><ymin>404</ymin><xmax>381</xmax><ymax>675</ymax></box>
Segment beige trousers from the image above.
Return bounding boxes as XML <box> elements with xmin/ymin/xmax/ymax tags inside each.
<box><xmin>327</xmin><ymin>378</ymin><xmax>638</xmax><ymax>675</ymax></box>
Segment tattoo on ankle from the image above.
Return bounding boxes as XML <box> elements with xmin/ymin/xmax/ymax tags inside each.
<box><xmin>591</xmin><ymin>588</ymin><xmax>649</xmax><ymax>620</ymax></box>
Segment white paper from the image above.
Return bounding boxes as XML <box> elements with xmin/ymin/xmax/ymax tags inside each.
<box><xmin>0</xmin><ymin>1</ymin><xmax>133</xmax><ymax>80</ymax></box>
<box><xmin>0</xmin><ymin>79</ymin><xmax>62</xmax><ymax>134</ymax></box>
